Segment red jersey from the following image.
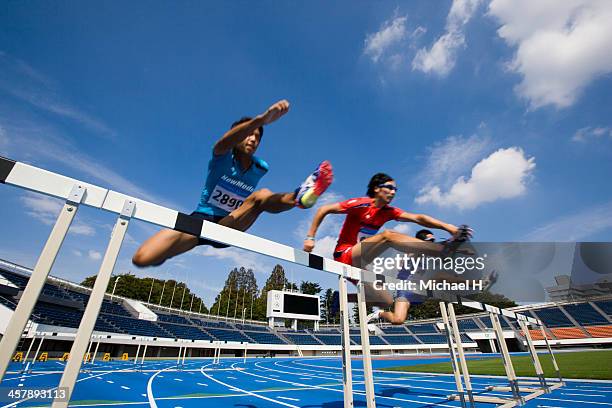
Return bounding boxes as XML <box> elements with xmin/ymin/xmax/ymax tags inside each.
<box><xmin>334</xmin><ymin>197</ymin><xmax>404</xmax><ymax>254</ymax></box>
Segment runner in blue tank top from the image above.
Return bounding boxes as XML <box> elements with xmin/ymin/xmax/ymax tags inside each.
<box><xmin>132</xmin><ymin>100</ymin><xmax>333</xmax><ymax>267</ymax></box>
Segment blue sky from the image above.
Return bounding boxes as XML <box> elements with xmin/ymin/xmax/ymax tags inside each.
<box><xmin>1</xmin><ymin>0</ymin><xmax>611</xmax><ymax>308</ymax></box>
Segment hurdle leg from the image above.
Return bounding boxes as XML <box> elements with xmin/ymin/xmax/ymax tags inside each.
<box><xmin>85</xmin><ymin>338</ymin><xmax>94</xmax><ymax>366</ymax></box>
<box><xmin>134</xmin><ymin>342</ymin><xmax>141</xmax><ymax>365</ymax></box>
<box><xmin>0</xmin><ymin>185</ymin><xmax>84</xmax><ymax>381</ymax></box>
<box><xmin>22</xmin><ymin>336</ymin><xmax>36</xmax><ymax>366</ymax></box>
<box><xmin>141</xmin><ymin>343</ymin><xmax>148</xmax><ymax>366</ymax></box>
<box><xmin>181</xmin><ymin>343</ymin><xmax>187</xmax><ymax>367</ymax></box>
<box><xmin>540</xmin><ymin>326</ymin><xmax>564</xmax><ymax>385</ymax></box>
<box><xmin>491</xmin><ymin>313</ymin><xmax>523</xmax><ymax>404</ymax></box>
<box><xmin>31</xmin><ymin>336</ymin><xmax>45</xmax><ymax>367</ymax></box>
<box><xmin>518</xmin><ymin>320</ymin><xmax>548</xmax><ymax>392</ymax></box>
<box><xmin>52</xmin><ymin>199</ymin><xmax>135</xmax><ymax>408</ymax></box>
<box><xmin>244</xmin><ymin>343</ymin><xmax>248</xmax><ymax>364</ymax></box>
<box><xmin>448</xmin><ymin>304</ymin><xmax>475</xmax><ymax>408</ymax></box>
<box><xmin>440</xmin><ymin>303</ymin><xmax>467</xmax><ymax>408</ymax></box>
<box><xmin>357</xmin><ymin>273</ymin><xmax>375</xmax><ymax>408</ymax></box>
<box><xmin>338</xmin><ymin>272</ymin><xmax>354</xmax><ymax>408</ymax></box>
<box><xmin>91</xmin><ymin>339</ymin><xmax>101</xmax><ymax>366</ymax></box>
<box><xmin>177</xmin><ymin>344</ymin><xmax>183</xmax><ymax>367</ymax></box>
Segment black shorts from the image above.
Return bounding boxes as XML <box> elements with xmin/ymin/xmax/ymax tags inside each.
<box><xmin>190</xmin><ymin>211</ymin><xmax>230</xmax><ymax>249</ymax></box>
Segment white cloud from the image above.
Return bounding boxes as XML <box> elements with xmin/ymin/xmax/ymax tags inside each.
<box><xmin>0</xmin><ymin>52</ymin><xmax>115</xmax><ymax>139</ymax></box>
<box><xmin>88</xmin><ymin>250</ymin><xmax>102</xmax><ymax>261</ymax></box>
<box><xmin>311</xmin><ymin>235</ymin><xmax>338</xmax><ymax>259</ymax></box>
<box><xmin>390</xmin><ymin>223</ymin><xmax>412</xmax><ymax>235</ymax></box>
<box><xmin>488</xmin><ymin>0</ymin><xmax>612</xmax><ymax>109</ymax></box>
<box><xmin>364</xmin><ymin>16</ymin><xmax>408</xmax><ymax>63</ymax></box>
<box><xmin>412</xmin><ymin>0</ymin><xmax>483</xmax><ymax>76</ymax></box>
<box><xmin>195</xmin><ymin>246</ymin><xmax>271</xmax><ymax>275</ymax></box>
<box><xmin>525</xmin><ymin>201</ymin><xmax>612</xmax><ymax>241</ymax></box>
<box><xmin>416</xmin><ymin>147</ymin><xmax>535</xmax><ymax>210</ymax></box>
<box><xmin>72</xmin><ymin>250</ymin><xmax>83</xmax><ymax>257</ymax></box>
<box><xmin>19</xmin><ymin>192</ymin><xmax>96</xmax><ymax>236</ymax></box>
<box><xmin>416</xmin><ymin>133</ymin><xmax>491</xmax><ymax>188</ymax></box>
<box><xmin>0</xmin><ymin>118</ymin><xmax>182</xmax><ymax>211</ymax></box>
<box><xmin>572</xmin><ymin>126</ymin><xmax>612</xmax><ymax>142</ymax></box>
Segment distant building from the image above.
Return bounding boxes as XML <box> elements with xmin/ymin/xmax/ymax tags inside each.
<box><xmin>546</xmin><ymin>274</ymin><xmax>612</xmax><ymax>302</ymax></box>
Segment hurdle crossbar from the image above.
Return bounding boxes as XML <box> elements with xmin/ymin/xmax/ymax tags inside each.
<box><xmin>0</xmin><ymin>156</ymin><xmax>541</xmax><ymax>406</ymax></box>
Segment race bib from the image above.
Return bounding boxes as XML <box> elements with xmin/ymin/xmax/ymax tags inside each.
<box><xmin>357</xmin><ymin>226</ymin><xmax>379</xmax><ymax>242</ymax></box>
<box><xmin>208</xmin><ymin>182</ymin><xmax>250</xmax><ymax>213</ymax></box>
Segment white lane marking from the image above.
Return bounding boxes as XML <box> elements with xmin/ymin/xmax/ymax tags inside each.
<box><xmin>197</xmin><ymin>382</ymin><xmax>208</xmax><ymax>386</ymax></box>
<box><xmin>121</xmin><ymin>386</ymin><xmax>130</xmax><ymax>390</ymax></box>
<box><xmin>255</xmin><ymin>380</ymin><xmax>267</xmax><ymax>383</ymax></box>
<box><xmin>562</xmin><ymin>393</ymin><xmax>605</xmax><ymax>397</ymax></box>
<box><xmin>141</xmin><ymin>394</ymin><xmax>147</xmax><ymax>397</ymax></box>
<box><xmin>277</xmin><ymin>396</ymin><xmax>300</xmax><ymax>401</ymax></box>
<box><xmin>147</xmin><ymin>365</ymin><xmax>176</xmax><ymax>408</ymax></box>
<box><xmin>227</xmin><ymin>376</ymin><xmax>237</xmax><ymax>379</ymax></box>
<box><xmin>174</xmin><ymin>378</ymin><xmax>183</xmax><ymax>382</ymax></box>
<box><xmin>245</xmin><ymin>361</ymin><xmax>457</xmax><ymax>408</ymax></box>
<box><xmin>199</xmin><ymin>365</ymin><xmax>298</xmax><ymax>408</ymax></box>
<box><xmin>106</xmin><ymin>380</ymin><xmax>114</xmax><ymax>384</ymax></box>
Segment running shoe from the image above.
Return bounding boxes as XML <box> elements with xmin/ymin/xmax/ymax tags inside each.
<box><xmin>366</xmin><ymin>310</ymin><xmax>381</xmax><ymax>323</ymax></box>
<box><xmin>295</xmin><ymin>161</ymin><xmax>333</xmax><ymax>208</ymax></box>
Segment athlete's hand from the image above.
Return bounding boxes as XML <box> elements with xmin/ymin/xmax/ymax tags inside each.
<box><xmin>259</xmin><ymin>100</ymin><xmax>290</xmax><ymax>125</ymax></box>
<box><xmin>303</xmin><ymin>239</ymin><xmax>315</xmax><ymax>253</ymax></box>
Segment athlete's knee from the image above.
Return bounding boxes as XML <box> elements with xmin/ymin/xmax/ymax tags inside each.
<box><xmin>388</xmin><ymin>313</ymin><xmax>406</xmax><ymax>325</ymax></box>
<box><xmin>380</xmin><ymin>229</ymin><xmax>401</xmax><ymax>242</ymax></box>
<box><xmin>132</xmin><ymin>247</ymin><xmax>153</xmax><ymax>267</ymax></box>
<box><xmin>247</xmin><ymin>188</ymin><xmax>273</xmax><ymax>207</ymax></box>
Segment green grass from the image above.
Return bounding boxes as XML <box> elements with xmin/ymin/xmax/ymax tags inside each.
<box><xmin>383</xmin><ymin>350</ymin><xmax>612</xmax><ymax>380</ymax></box>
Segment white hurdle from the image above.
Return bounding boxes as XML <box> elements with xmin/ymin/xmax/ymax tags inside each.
<box><xmin>0</xmin><ymin>156</ymin><xmax>542</xmax><ymax>407</ymax></box>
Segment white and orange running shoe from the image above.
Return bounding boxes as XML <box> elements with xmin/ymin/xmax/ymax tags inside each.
<box><xmin>295</xmin><ymin>160</ymin><xmax>333</xmax><ymax>208</ymax></box>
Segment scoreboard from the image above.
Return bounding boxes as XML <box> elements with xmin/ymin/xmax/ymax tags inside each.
<box><xmin>266</xmin><ymin>290</ymin><xmax>320</xmax><ymax>321</ymax></box>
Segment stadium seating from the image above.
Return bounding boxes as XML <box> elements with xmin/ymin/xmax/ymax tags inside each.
<box><xmin>284</xmin><ymin>333</ymin><xmax>322</xmax><ymax>345</ymax></box>
<box><xmin>157</xmin><ymin>313</ymin><xmax>191</xmax><ymax>325</ymax></box>
<box><xmin>478</xmin><ymin>315</ymin><xmax>512</xmax><ymax>329</ymax></box>
<box><xmin>157</xmin><ymin>322</ymin><xmax>214</xmax><ymax>340</ymax></box>
<box><xmin>245</xmin><ymin>331</ymin><xmax>285</xmax><ymax>344</ymax></box>
<box><xmin>532</xmin><ymin>307</ymin><xmax>573</xmax><ymax>327</ymax></box>
<box><xmin>381</xmin><ymin>326</ymin><xmax>408</xmax><ymax>334</ymax></box>
<box><xmin>456</xmin><ymin>319</ymin><xmax>480</xmax><ymax>331</ymax></box>
<box><xmin>406</xmin><ymin>323</ymin><xmax>438</xmax><ymax>333</ymax></box>
<box><xmin>316</xmin><ymin>335</ymin><xmax>342</xmax><ymax>345</ymax></box>
<box><xmin>350</xmin><ymin>335</ymin><xmax>387</xmax><ymax>345</ymax></box>
<box><xmin>550</xmin><ymin>327</ymin><xmax>588</xmax><ymax>339</ymax></box>
<box><xmin>593</xmin><ymin>300</ymin><xmax>612</xmax><ymax>315</ymax></box>
<box><xmin>383</xmin><ymin>335</ymin><xmax>420</xmax><ymax>345</ymax></box>
<box><xmin>206</xmin><ymin>327</ymin><xmax>250</xmax><ymax>342</ymax></box>
<box><xmin>563</xmin><ymin>303</ymin><xmax>608</xmax><ymax>325</ymax></box>
<box><xmin>585</xmin><ymin>325</ymin><xmax>612</xmax><ymax>338</ymax></box>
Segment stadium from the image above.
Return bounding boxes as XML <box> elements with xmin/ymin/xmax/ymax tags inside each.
<box><xmin>1</xmin><ymin>1</ymin><xmax>612</xmax><ymax>407</ymax></box>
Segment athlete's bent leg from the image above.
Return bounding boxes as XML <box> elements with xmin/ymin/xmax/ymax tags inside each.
<box><xmin>132</xmin><ymin>230</ymin><xmax>199</xmax><ymax>267</ymax></box>
<box><xmin>379</xmin><ymin>300</ymin><xmax>410</xmax><ymax>325</ymax></box>
<box><xmin>351</xmin><ymin>230</ymin><xmax>442</xmax><ymax>267</ymax></box>
<box><xmin>219</xmin><ymin>188</ymin><xmax>295</xmax><ymax>231</ymax></box>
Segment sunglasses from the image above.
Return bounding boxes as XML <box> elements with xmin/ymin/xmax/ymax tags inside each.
<box><xmin>378</xmin><ymin>184</ymin><xmax>397</xmax><ymax>191</ymax></box>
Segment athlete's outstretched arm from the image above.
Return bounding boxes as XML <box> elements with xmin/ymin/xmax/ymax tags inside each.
<box><xmin>397</xmin><ymin>212</ymin><xmax>458</xmax><ymax>236</ymax></box>
<box><xmin>213</xmin><ymin>99</ymin><xmax>290</xmax><ymax>155</ymax></box>
<box><xmin>303</xmin><ymin>203</ymin><xmax>343</xmax><ymax>252</ymax></box>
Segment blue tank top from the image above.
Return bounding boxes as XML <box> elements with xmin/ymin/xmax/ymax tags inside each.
<box><xmin>195</xmin><ymin>150</ymin><xmax>269</xmax><ymax>216</ymax></box>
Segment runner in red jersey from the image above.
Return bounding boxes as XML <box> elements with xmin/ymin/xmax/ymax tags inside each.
<box><xmin>303</xmin><ymin>173</ymin><xmax>471</xmax><ymax>326</ymax></box>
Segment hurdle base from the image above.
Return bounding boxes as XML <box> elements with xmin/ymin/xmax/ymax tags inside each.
<box><xmin>448</xmin><ymin>393</ymin><xmax>518</xmax><ymax>407</ymax></box>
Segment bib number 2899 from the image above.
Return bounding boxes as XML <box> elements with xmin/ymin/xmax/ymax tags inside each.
<box><xmin>209</xmin><ymin>186</ymin><xmax>245</xmax><ymax>213</ymax></box>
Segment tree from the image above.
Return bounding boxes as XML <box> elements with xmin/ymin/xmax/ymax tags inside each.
<box><xmin>300</xmin><ymin>281</ymin><xmax>322</xmax><ymax>295</ymax></box>
<box><xmin>80</xmin><ymin>273</ymin><xmax>208</xmax><ymax>313</ymax></box>
<box><xmin>210</xmin><ymin>267</ymin><xmax>258</xmax><ymax>319</ymax></box>
<box><xmin>321</xmin><ymin>288</ymin><xmax>339</xmax><ymax>324</ymax></box>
